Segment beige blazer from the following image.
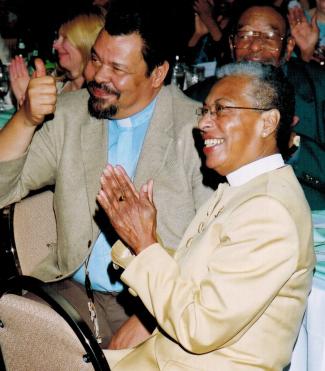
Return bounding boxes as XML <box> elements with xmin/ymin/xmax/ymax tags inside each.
<box><xmin>107</xmin><ymin>166</ymin><xmax>315</xmax><ymax>370</ymax></box>
<box><xmin>0</xmin><ymin>85</ymin><xmax>213</xmax><ymax>281</ymax></box>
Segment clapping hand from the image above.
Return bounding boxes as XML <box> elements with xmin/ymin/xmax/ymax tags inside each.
<box><xmin>97</xmin><ymin>165</ymin><xmax>158</xmax><ymax>255</ymax></box>
<box><xmin>194</xmin><ymin>12</ymin><xmax>209</xmax><ymax>38</ymax></box>
<box><xmin>192</xmin><ymin>0</ymin><xmax>223</xmax><ymax>43</ymax></box>
<box><xmin>193</xmin><ymin>0</ymin><xmax>214</xmax><ymax>23</ymax></box>
<box><xmin>9</xmin><ymin>55</ymin><xmax>30</xmax><ymax>106</ymax></box>
<box><xmin>288</xmin><ymin>7</ymin><xmax>319</xmax><ymax>61</ymax></box>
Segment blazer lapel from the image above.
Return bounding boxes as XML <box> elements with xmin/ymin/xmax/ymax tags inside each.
<box><xmin>134</xmin><ymin>86</ymin><xmax>174</xmax><ymax>189</ymax></box>
<box><xmin>81</xmin><ymin>115</ymin><xmax>107</xmax><ymax>229</ymax></box>
<box><xmin>80</xmin><ymin>86</ymin><xmax>174</xmax><ymax>200</ymax></box>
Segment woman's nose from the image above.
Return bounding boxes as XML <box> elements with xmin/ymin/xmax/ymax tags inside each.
<box><xmin>198</xmin><ymin>114</ymin><xmax>214</xmax><ymax>131</ymax></box>
<box><xmin>53</xmin><ymin>36</ymin><xmax>63</xmax><ymax>49</ymax></box>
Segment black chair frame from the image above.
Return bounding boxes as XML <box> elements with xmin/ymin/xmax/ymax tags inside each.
<box><xmin>0</xmin><ymin>275</ymin><xmax>111</xmax><ymax>371</ymax></box>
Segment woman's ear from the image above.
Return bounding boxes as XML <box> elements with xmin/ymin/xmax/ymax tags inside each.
<box><xmin>261</xmin><ymin>109</ymin><xmax>280</xmax><ymax>138</ymax></box>
<box><xmin>151</xmin><ymin>61</ymin><xmax>169</xmax><ymax>88</ymax></box>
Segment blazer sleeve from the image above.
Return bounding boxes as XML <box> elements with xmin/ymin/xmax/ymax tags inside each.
<box><xmin>0</xmin><ymin>116</ymin><xmax>60</xmax><ymax>207</ymax></box>
<box><xmin>120</xmin><ymin>195</ymin><xmax>300</xmax><ymax>354</ymax></box>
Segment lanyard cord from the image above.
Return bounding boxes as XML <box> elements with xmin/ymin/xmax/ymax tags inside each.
<box><xmin>84</xmin><ymin>259</ymin><xmax>102</xmax><ymax>344</ymax></box>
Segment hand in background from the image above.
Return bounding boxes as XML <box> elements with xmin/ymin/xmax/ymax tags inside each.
<box><xmin>188</xmin><ymin>13</ymin><xmax>209</xmax><ymax>47</ymax></box>
<box><xmin>23</xmin><ymin>58</ymin><xmax>57</xmax><ymax>126</ymax></box>
<box><xmin>193</xmin><ymin>0</ymin><xmax>222</xmax><ymax>42</ymax></box>
<box><xmin>288</xmin><ymin>7</ymin><xmax>319</xmax><ymax>61</ymax></box>
<box><xmin>97</xmin><ymin>165</ymin><xmax>157</xmax><ymax>255</ymax></box>
<box><xmin>194</xmin><ymin>12</ymin><xmax>209</xmax><ymax>38</ymax></box>
<box><xmin>193</xmin><ymin>0</ymin><xmax>214</xmax><ymax>25</ymax></box>
<box><xmin>9</xmin><ymin>55</ymin><xmax>30</xmax><ymax>106</ymax></box>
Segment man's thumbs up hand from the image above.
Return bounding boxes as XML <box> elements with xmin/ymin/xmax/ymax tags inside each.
<box><xmin>23</xmin><ymin>58</ymin><xmax>57</xmax><ymax>126</ymax></box>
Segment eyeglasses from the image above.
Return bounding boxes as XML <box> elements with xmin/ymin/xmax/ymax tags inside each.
<box><xmin>231</xmin><ymin>30</ymin><xmax>285</xmax><ymax>51</ymax></box>
<box><xmin>195</xmin><ymin>102</ymin><xmax>272</xmax><ymax>119</ymax></box>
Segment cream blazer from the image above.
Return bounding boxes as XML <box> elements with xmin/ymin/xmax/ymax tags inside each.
<box><xmin>107</xmin><ymin>166</ymin><xmax>315</xmax><ymax>370</ymax></box>
<box><xmin>0</xmin><ymin>85</ymin><xmax>213</xmax><ymax>281</ymax></box>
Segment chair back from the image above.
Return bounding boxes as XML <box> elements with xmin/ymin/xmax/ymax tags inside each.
<box><xmin>0</xmin><ymin>275</ymin><xmax>110</xmax><ymax>371</ymax></box>
<box><xmin>12</xmin><ymin>190</ymin><xmax>57</xmax><ymax>276</ymax></box>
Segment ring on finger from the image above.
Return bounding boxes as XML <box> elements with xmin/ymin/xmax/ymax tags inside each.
<box><xmin>118</xmin><ymin>195</ymin><xmax>126</xmax><ymax>202</ymax></box>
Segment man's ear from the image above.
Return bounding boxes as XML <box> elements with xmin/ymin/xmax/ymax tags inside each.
<box><xmin>261</xmin><ymin>109</ymin><xmax>280</xmax><ymax>138</ymax></box>
<box><xmin>292</xmin><ymin>115</ymin><xmax>300</xmax><ymax>127</ymax></box>
<box><xmin>151</xmin><ymin>61</ymin><xmax>169</xmax><ymax>88</ymax></box>
<box><xmin>285</xmin><ymin>36</ymin><xmax>295</xmax><ymax>61</ymax></box>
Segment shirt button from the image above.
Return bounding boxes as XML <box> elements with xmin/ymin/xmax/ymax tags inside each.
<box><xmin>198</xmin><ymin>222</ymin><xmax>205</xmax><ymax>233</ymax></box>
<box><xmin>186</xmin><ymin>237</ymin><xmax>194</xmax><ymax>248</ymax></box>
<box><xmin>215</xmin><ymin>206</ymin><xmax>224</xmax><ymax>218</ymax></box>
<box><xmin>128</xmin><ymin>288</ymin><xmax>137</xmax><ymax>297</ymax></box>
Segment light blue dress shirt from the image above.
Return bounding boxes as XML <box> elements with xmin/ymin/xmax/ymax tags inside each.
<box><xmin>73</xmin><ymin>98</ymin><xmax>156</xmax><ymax>292</ymax></box>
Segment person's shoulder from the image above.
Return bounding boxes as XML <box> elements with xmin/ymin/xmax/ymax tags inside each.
<box><xmin>163</xmin><ymin>84</ymin><xmax>200</xmax><ymax>105</ymax></box>
<box><xmin>235</xmin><ymin>166</ymin><xmax>305</xmax><ymax>204</ymax></box>
<box><xmin>54</xmin><ymin>89</ymin><xmax>90</xmax><ymax>120</ymax></box>
<box><xmin>287</xmin><ymin>58</ymin><xmax>324</xmax><ymax>80</ymax></box>
<box><xmin>265</xmin><ymin>166</ymin><xmax>310</xmax><ymax>215</ymax></box>
<box><xmin>160</xmin><ymin>84</ymin><xmax>200</xmax><ymax>117</ymax></box>
<box><xmin>56</xmin><ymin>88</ymin><xmax>89</xmax><ymax>106</ymax></box>
<box><xmin>156</xmin><ymin>85</ymin><xmax>199</xmax><ymax>136</ymax></box>
<box><xmin>230</xmin><ymin>167</ymin><xmax>310</xmax><ymax>226</ymax></box>
<box><xmin>44</xmin><ymin>88</ymin><xmax>91</xmax><ymax>129</ymax></box>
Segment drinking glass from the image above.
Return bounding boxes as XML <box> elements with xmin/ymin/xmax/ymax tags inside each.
<box><xmin>184</xmin><ymin>65</ymin><xmax>205</xmax><ymax>89</ymax></box>
<box><xmin>0</xmin><ymin>61</ymin><xmax>9</xmax><ymax>112</ymax></box>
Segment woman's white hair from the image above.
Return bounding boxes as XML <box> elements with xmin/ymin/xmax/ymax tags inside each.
<box><xmin>217</xmin><ymin>61</ymin><xmax>266</xmax><ymax>80</ymax></box>
<box><xmin>216</xmin><ymin>61</ymin><xmax>295</xmax><ymax>159</ymax></box>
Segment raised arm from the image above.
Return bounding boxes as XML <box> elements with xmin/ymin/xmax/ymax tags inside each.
<box><xmin>0</xmin><ymin>58</ymin><xmax>57</xmax><ymax>161</ymax></box>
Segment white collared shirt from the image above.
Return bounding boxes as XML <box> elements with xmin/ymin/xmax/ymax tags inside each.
<box><xmin>226</xmin><ymin>154</ymin><xmax>285</xmax><ymax>187</ymax></box>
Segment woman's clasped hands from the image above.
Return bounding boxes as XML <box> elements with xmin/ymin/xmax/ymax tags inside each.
<box><xmin>97</xmin><ymin>164</ymin><xmax>158</xmax><ymax>255</ymax></box>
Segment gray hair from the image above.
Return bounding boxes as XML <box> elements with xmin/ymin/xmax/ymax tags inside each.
<box><xmin>217</xmin><ymin>61</ymin><xmax>267</xmax><ymax>80</ymax></box>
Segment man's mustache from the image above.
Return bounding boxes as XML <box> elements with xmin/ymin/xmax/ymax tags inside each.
<box><xmin>87</xmin><ymin>81</ymin><xmax>121</xmax><ymax>98</ymax></box>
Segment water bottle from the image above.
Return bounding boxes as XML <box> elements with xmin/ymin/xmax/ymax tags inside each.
<box><xmin>17</xmin><ymin>38</ymin><xmax>27</xmax><ymax>59</ymax></box>
<box><xmin>171</xmin><ymin>55</ymin><xmax>185</xmax><ymax>90</ymax></box>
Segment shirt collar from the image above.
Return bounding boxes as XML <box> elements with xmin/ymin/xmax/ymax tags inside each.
<box><xmin>110</xmin><ymin>97</ymin><xmax>157</xmax><ymax>129</ymax></box>
<box><xmin>226</xmin><ymin>154</ymin><xmax>285</xmax><ymax>187</ymax></box>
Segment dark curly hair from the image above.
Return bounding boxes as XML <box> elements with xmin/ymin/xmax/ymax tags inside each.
<box><xmin>104</xmin><ymin>0</ymin><xmax>172</xmax><ymax>77</ymax></box>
